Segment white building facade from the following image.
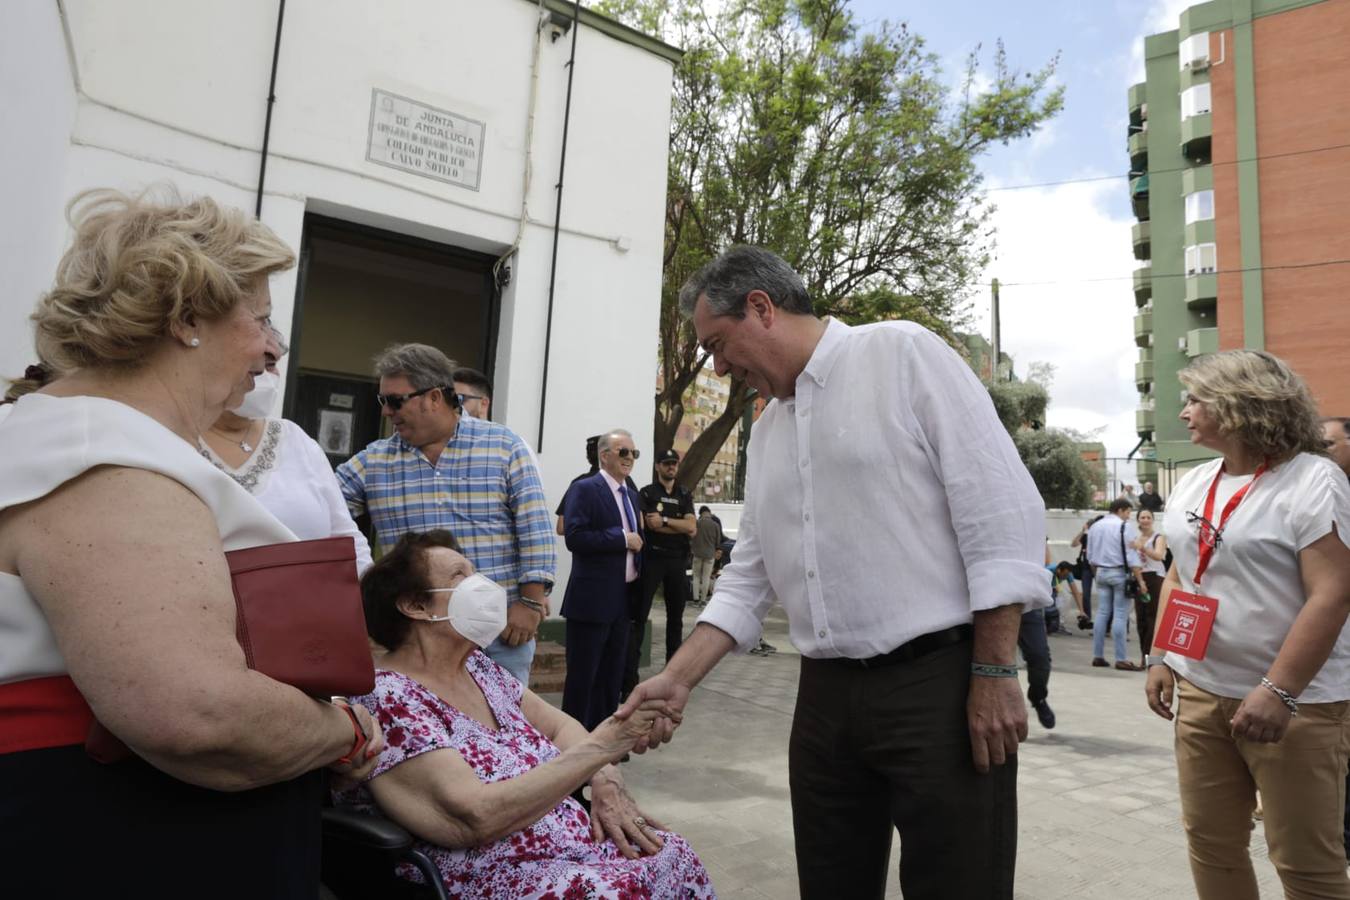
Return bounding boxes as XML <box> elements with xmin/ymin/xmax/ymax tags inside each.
<box><xmin>1</xmin><ymin>0</ymin><xmax>676</xmax><ymax>579</ymax></box>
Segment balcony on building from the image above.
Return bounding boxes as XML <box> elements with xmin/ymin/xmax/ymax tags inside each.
<box><xmin>1185</xmin><ymin>273</ymin><xmax>1217</xmax><ymax>307</ymax></box>
<box><xmin>1128</xmin><ymin>81</ymin><xmax>1147</xmax><ymax>127</ymax></box>
<box><xmin>1134</xmin><ymin>310</ymin><xmax>1153</xmax><ymax>347</ymax></box>
<box><xmin>1136</xmin><ymin>406</ymin><xmax>1155</xmax><ymax>437</ymax></box>
<box><xmin>1132</xmin><ymin>220</ymin><xmax>1150</xmax><ymax>260</ymax></box>
<box><xmin>1130</xmin><ymin>173</ymin><xmax>1149</xmax><ymax>221</ymax></box>
<box><xmin>1136</xmin><ymin>451</ymin><xmax>1159</xmax><ymax>482</ymax></box>
<box><xmin>1133</xmin><ymin>264</ymin><xmax>1152</xmax><ymax>306</ymax></box>
<box><xmin>1181</xmin><ymin>112</ymin><xmax>1212</xmax><ymax>160</ymax></box>
<box><xmin>1186</xmin><ymin>327</ymin><xmax>1219</xmax><ymax>358</ymax></box>
<box><xmin>1129</xmin><ymin>127</ymin><xmax>1148</xmax><ymax>171</ymax></box>
<box><xmin>1135</xmin><ymin>358</ymin><xmax>1154</xmax><ymax>389</ymax></box>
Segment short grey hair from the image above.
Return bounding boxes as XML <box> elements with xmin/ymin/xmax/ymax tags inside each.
<box><xmin>678</xmin><ymin>246</ymin><xmax>813</xmax><ymax>319</ymax></box>
<box><xmin>597</xmin><ymin>429</ymin><xmax>633</xmax><ymax>453</ymax></box>
<box><xmin>373</xmin><ymin>343</ymin><xmax>457</xmax><ymax>392</ymax></box>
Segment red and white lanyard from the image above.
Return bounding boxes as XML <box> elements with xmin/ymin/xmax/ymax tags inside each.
<box><xmin>1192</xmin><ymin>460</ymin><xmax>1268</xmax><ymax>586</ymax></box>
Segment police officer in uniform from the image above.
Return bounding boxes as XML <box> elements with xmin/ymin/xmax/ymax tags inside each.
<box><xmin>627</xmin><ymin>449</ymin><xmax>696</xmax><ymax>695</ymax></box>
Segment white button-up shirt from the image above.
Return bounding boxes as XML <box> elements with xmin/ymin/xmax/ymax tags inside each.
<box><xmin>600</xmin><ymin>469</ymin><xmax>639</xmax><ymax>583</ymax></box>
<box><xmin>699</xmin><ymin>318</ymin><xmax>1050</xmax><ymax>658</ymax></box>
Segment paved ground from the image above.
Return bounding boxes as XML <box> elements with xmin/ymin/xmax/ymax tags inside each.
<box><xmin>551</xmin><ymin>603</ymin><xmax>1289</xmax><ymax>899</ymax></box>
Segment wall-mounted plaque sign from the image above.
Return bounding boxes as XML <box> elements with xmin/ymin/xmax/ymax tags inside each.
<box><xmin>366</xmin><ymin>88</ymin><xmax>484</xmax><ymax>191</ymax></box>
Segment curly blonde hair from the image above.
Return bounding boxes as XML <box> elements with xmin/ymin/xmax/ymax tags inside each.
<box><xmin>1179</xmin><ymin>350</ymin><xmax>1327</xmax><ymax>461</ymax></box>
<box><xmin>32</xmin><ymin>186</ymin><xmax>295</xmax><ymax>371</ymax></box>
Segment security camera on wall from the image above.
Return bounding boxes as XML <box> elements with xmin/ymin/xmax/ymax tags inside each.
<box><xmin>545</xmin><ymin>10</ymin><xmax>573</xmax><ymax>43</ymax></box>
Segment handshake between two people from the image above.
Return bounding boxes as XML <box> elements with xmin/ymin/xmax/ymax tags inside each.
<box><xmin>610</xmin><ymin>671</ymin><xmax>691</xmax><ymax>754</ymax></box>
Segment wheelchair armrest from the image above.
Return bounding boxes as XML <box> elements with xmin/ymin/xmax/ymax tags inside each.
<box><xmin>322</xmin><ymin>807</ymin><xmax>415</xmax><ymax>852</ymax></box>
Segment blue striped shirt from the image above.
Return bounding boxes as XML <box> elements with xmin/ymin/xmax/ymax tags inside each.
<box><xmin>336</xmin><ymin>416</ymin><xmax>555</xmax><ymax>603</ymax></box>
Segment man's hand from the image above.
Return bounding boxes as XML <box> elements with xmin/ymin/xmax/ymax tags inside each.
<box><xmin>500</xmin><ymin>602</ymin><xmax>543</xmax><ymax>647</ymax></box>
<box><xmin>614</xmin><ymin>671</ymin><xmax>689</xmax><ymax>753</ymax></box>
<box><xmin>1230</xmin><ymin>684</ymin><xmax>1293</xmax><ymax>743</ymax></box>
<box><xmin>967</xmin><ymin>675</ymin><xmax>1027</xmax><ymax>774</ymax></box>
<box><xmin>625</xmin><ymin>532</ymin><xmax>643</xmax><ymax>552</ymax></box>
<box><xmin>588</xmin><ymin>766</ymin><xmax>667</xmax><ymax>858</ymax></box>
<box><xmin>644</xmin><ymin>512</ymin><xmax>663</xmax><ymax>531</ymax></box>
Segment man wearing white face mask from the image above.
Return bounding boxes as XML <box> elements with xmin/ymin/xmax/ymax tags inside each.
<box><xmin>200</xmin><ymin>327</ymin><xmax>373</xmax><ymax>574</ymax></box>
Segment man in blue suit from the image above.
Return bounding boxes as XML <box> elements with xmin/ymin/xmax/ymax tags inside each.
<box><xmin>560</xmin><ymin>428</ymin><xmax>645</xmax><ymax>730</ymax></box>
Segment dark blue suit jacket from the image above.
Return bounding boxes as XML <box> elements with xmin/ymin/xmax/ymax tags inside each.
<box><xmin>561</xmin><ymin>472</ymin><xmax>643</xmax><ymax>623</ymax></box>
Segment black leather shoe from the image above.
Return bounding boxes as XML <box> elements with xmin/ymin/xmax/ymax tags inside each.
<box><xmin>1033</xmin><ymin>700</ymin><xmax>1056</xmax><ymax>729</ymax></box>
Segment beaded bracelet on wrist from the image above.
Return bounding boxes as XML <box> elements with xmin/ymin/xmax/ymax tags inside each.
<box><xmin>1260</xmin><ymin>676</ymin><xmax>1299</xmax><ymax>716</ymax></box>
<box><xmin>971</xmin><ymin>662</ymin><xmax>1019</xmax><ymax>678</ymax></box>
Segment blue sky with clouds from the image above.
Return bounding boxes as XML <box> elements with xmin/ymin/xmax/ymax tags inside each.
<box><xmin>842</xmin><ymin>0</ymin><xmax>1191</xmax><ymax>463</ymax></box>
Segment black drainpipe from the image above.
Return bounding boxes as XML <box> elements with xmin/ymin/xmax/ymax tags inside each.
<box><xmin>536</xmin><ymin>0</ymin><xmax>582</xmax><ymax>453</ymax></box>
<box><xmin>255</xmin><ymin>0</ymin><xmax>287</xmax><ymax>218</ymax></box>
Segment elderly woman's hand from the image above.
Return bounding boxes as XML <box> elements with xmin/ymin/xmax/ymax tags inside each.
<box><xmin>588</xmin><ymin>765</ymin><xmax>667</xmax><ymax>859</ymax></box>
<box><xmin>1230</xmin><ymin>684</ymin><xmax>1294</xmax><ymax>743</ymax></box>
<box><xmin>328</xmin><ymin>702</ymin><xmax>386</xmax><ymax>791</ymax></box>
<box><xmin>589</xmin><ymin>702</ymin><xmax>668</xmax><ymax>759</ymax></box>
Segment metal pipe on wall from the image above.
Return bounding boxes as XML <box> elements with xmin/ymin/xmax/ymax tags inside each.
<box><xmin>536</xmin><ymin>0</ymin><xmax>582</xmax><ymax>452</ymax></box>
<box><xmin>256</xmin><ymin>0</ymin><xmax>287</xmax><ymax>218</ymax></box>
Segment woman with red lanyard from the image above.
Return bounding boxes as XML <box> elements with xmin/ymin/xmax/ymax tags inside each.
<box><xmin>1144</xmin><ymin>350</ymin><xmax>1350</xmax><ymax>899</ymax></box>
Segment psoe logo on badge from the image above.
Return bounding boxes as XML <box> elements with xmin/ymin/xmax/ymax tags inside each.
<box><xmin>1177</xmin><ymin>613</ymin><xmax>1197</xmax><ymax>631</ymax></box>
<box><xmin>1171</xmin><ymin>630</ymin><xmax>1190</xmax><ymax>648</ymax></box>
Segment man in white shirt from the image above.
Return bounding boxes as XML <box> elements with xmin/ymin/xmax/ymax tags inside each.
<box><xmin>617</xmin><ymin>247</ymin><xmax>1049</xmax><ymax>898</ymax></box>
<box><xmin>1085</xmin><ymin>498</ymin><xmax>1149</xmax><ymax>670</ymax></box>
<box><xmin>1324</xmin><ymin>417</ymin><xmax>1350</xmax><ymax>480</ymax></box>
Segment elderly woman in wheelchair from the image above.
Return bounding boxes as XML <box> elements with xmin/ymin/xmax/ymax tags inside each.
<box><xmin>336</xmin><ymin>530</ymin><xmax>715</xmax><ymax>899</ymax></box>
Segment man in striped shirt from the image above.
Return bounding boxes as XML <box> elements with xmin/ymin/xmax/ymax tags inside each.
<box><xmin>337</xmin><ymin>344</ymin><xmax>555</xmax><ymax>683</ymax></box>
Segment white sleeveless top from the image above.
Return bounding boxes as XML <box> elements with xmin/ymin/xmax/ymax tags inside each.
<box><xmin>0</xmin><ymin>394</ymin><xmax>296</xmax><ymax>686</ymax></box>
<box><xmin>1139</xmin><ymin>532</ymin><xmax>1166</xmax><ymax>575</ymax></box>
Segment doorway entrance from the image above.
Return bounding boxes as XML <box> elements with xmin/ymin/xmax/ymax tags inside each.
<box><xmin>284</xmin><ymin>214</ymin><xmax>499</xmax><ymax>465</ymax></box>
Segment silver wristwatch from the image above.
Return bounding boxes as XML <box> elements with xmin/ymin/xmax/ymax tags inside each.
<box><xmin>1145</xmin><ymin>654</ymin><xmax>1168</xmax><ymax>668</ymax></box>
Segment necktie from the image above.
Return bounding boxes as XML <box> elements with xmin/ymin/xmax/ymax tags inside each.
<box><xmin>620</xmin><ymin>486</ymin><xmax>637</xmax><ymax>531</ymax></box>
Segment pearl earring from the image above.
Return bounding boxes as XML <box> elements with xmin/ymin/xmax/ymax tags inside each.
<box><xmin>189</xmin><ymin>337</ymin><xmax>200</xmax><ymax>347</ymax></box>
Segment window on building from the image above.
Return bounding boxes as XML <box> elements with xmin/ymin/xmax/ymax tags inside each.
<box><xmin>1184</xmin><ymin>189</ymin><xmax>1215</xmax><ymax>223</ymax></box>
<box><xmin>1180</xmin><ymin>83</ymin><xmax>1212</xmax><ymax>119</ymax></box>
<box><xmin>1179</xmin><ymin>33</ymin><xmax>1209</xmax><ymax>69</ymax></box>
<box><xmin>1184</xmin><ymin>242</ymin><xmax>1217</xmax><ymax>276</ymax></box>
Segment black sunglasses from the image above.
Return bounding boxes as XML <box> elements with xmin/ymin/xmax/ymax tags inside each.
<box><xmin>1185</xmin><ymin>510</ymin><xmax>1224</xmax><ymax>550</ymax></box>
<box><xmin>607</xmin><ymin>448</ymin><xmax>641</xmax><ymax>460</ymax></box>
<box><xmin>376</xmin><ymin>386</ymin><xmax>445</xmax><ymax>411</ymax></box>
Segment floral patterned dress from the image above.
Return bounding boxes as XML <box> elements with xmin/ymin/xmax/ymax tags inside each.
<box><xmin>340</xmin><ymin>654</ymin><xmax>716</xmax><ymax>899</ymax></box>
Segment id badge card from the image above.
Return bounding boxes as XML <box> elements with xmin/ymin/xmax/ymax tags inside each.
<box><xmin>1156</xmin><ymin>590</ymin><xmax>1218</xmax><ymax>659</ymax></box>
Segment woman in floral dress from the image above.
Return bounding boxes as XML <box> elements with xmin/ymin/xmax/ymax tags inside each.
<box><xmin>341</xmin><ymin>530</ymin><xmax>715</xmax><ymax>899</ymax></box>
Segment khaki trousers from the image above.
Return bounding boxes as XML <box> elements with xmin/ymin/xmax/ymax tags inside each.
<box><xmin>1175</xmin><ymin>677</ymin><xmax>1350</xmax><ymax>899</ymax></box>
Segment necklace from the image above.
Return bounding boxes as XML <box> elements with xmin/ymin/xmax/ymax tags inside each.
<box><xmin>210</xmin><ymin>423</ymin><xmax>256</xmax><ymax>453</ymax></box>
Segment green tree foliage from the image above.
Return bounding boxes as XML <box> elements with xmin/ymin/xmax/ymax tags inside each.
<box><xmin>593</xmin><ymin>0</ymin><xmax>1063</xmax><ymax>490</ymax></box>
<box><xmin>986</xmin><ymin>379</ymin><xmax>1048</xmax><ymax>433</ymax></box>
<box><xmin>1012</xmin><ymin>428</ymin><xmax>1096</xmax><ymax>510</ymax></box>
<box><xmin>986</xmin><ymin>368</ymin><xmax>1098</xmax><ymax>510</ymax></box>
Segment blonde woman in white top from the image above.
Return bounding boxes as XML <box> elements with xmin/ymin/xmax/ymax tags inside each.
<box><xmin>200</xmin><ymin>328</ymin><xmax>373</xmax><ymax>575</ymax></box>
<box><xmin>0</xmin><ymin>188</ymin><xmax>383</xmax><ymax>899</ymax></box>
<box><xmin>1144</xmin><ymin>349</ymin><xmax>1350</xmax><ymax>900</ymax></box>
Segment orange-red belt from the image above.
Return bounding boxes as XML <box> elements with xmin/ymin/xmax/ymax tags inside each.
<box><xmin>0</xmin><ymin>675</ymin><xmax>93</xmax><ymax>754</ymax></box>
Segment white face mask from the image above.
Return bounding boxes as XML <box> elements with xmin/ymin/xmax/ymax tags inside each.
<box><xmin>423</xmin><ymin>574</ymin><xmax>508</xmax><ymax>648</ymax></box>
<box><xmin>231</xmin><ymin>371</ymin><xmax>281</xmax><ymax>419</ymax></box>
